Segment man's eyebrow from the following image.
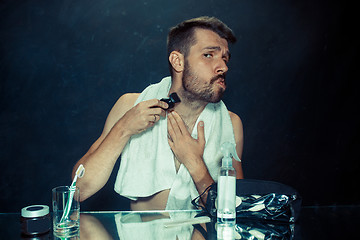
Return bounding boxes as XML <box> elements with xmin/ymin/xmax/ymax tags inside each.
<box><xmin>202</xmin><ymin>46</ymin><xmax>231</xmax><ymax>59</ymax></box>
<box><xmin>202</xmin><ymin>46</ymin><xmax>221</xmax><ymax>52</ymax></box>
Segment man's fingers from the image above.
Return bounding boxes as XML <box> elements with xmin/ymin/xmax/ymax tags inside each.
<box><xmin>148</xmin><ymin>114</ymin><xmax>157</xmax><ymax>123</ymax></box>
<box><xmin>137</xmin><ymin>99</ymin><xmax>167</xmax><ymax>118</ymax></box>
<box><xmin>197</xmin><ymin>121</ymin><xmax>205</xmax><ymax>145</ymax></box>
<box><xmin>169</xmin><ymin>111</ymin><xmax>188</xmax><ymax>134</ymax></box>
<box><xmin>147</xmin><ymin>98</ymin><xmax>169</xmax><ymax>110</ymax></box>
<box><xmin>167</xmin><ymin>112</ymin><xmax>180</xmax><ymax>137</ymax></box>
<box><xmin>147</xmin><ymin>99</ymin><xmax>168</xmax><ymax>117</ymax></box>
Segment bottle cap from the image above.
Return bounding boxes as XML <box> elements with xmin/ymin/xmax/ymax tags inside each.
<box><xmin>21</xmin><ymin>205</ymin><xmax>49</xmax><ymax>218</ymax></box>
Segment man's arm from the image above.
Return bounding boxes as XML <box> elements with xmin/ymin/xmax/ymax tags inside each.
<box><xmin>229</xmin><ymin>111</ymin><xmax>244</xmax><ymax>179</ymax></box>
<box><xmin>72</xmin><ymin>93</ymin><xmax>168</xmax><ymax>201</ymax></box>
<box><xmin>167</xmin><ymin>110</ymin><xmax>244</xmax><ymax>205</ymax></box>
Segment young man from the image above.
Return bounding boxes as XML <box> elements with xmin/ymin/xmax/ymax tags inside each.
<box><xmin>72</xmin><ymin>16</ymin><xmax>244</xmax><ymax>211</ymax></box>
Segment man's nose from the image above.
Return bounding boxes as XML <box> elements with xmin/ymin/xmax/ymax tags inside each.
<box><xmin>216</xmin><ymin>60</ymin><xmax>228</xmax><ymax>74</ymax></box>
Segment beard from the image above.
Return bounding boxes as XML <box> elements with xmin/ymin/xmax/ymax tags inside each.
<box><xmin>181</xmin><ymin>60</ymin><xmax>226</xmax><ymax>103</ymax></box>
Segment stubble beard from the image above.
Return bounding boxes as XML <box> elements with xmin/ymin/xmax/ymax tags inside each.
<box><xmin>181</xmin><ymin>60</ymin><xmax>225</xmax><ymax>103</ymax></box>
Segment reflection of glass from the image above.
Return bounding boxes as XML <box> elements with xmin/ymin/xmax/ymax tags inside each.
<box><xmin>52</xmin><ymin>186</ymin><xmax>80</xmax><ymax>238</ymax></box>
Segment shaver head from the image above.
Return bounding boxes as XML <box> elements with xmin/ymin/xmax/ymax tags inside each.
<box><xmin>160</xmin><ymin>92</ymin><xmax>181</xmax><ymax>110</ymax></box>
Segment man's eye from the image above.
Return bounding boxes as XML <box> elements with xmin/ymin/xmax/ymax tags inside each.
<box><xmin>204</xmin><ymin>53</ymin><xmax>212</xmax><ymax>58</ymax></box>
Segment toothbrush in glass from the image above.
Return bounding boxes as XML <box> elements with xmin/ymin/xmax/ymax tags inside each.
<box><xmin>60</xmin><ymin>164</ymin><xmax>85</xmax><ymax>222</ymax></box>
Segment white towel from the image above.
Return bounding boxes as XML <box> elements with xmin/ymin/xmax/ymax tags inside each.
<box><xmin>114</xmin><ymin>76</ymin><xmax>236</xmax><ymax>209</ymax></box>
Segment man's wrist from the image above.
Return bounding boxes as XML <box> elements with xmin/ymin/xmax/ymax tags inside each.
<box><xmin>112</xmin><ymin>118</ymin><xmax>133</xmax><ymax>139</ymax></box>
<box><xmin>185</xmin><ymin>157</ymin><xmax>207</xmax><ymax>178</ymax></box>
<box><xmin>189</xmin><ymin>162</ymin><xmax>214</xmax><ymax>187</ymax></box>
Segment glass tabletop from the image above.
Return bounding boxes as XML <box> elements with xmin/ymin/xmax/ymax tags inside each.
<box><xmin>1</xmin><ymin>206</ymin><xmax>359</xmax><ymax>239</ymax></box>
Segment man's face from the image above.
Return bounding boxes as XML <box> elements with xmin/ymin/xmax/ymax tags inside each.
<box><xmin>181</xmin><ymin>28</ymin><xmax>230</xmax><ymax>103</ymax></box>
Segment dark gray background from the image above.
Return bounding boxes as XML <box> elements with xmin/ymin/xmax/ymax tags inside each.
<box><xmin>1</xmin><ymin>0</ymin><xmax>358</xmax><ymax>213</ymax></box>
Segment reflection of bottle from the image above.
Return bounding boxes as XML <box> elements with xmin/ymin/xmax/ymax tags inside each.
<box><xmin>217</xmin><ymin>224</ymin><xmax>235</xmax><ymax>240</ymax></box>
<box><xmin>217</xmin><ymin>142</ymin><xmax>241</xmax><ymax>228</ymax></box>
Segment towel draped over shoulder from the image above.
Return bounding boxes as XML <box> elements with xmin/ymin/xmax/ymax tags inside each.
<box><xmin>114</xmin><ymin>76</ymin><xmax>236</xmax><ymax>209</ymax></box>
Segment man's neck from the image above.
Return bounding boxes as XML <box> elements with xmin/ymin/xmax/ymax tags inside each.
<box><xmin>169</xmin><ymin>86</ymin><xmax>207</xmax><ymax>132</ymax></box>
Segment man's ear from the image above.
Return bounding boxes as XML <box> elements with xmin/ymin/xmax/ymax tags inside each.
<box><xmin>169</xmin><ymin>51</ymin><xmax>184</xmax><ymax>73</ymax></box>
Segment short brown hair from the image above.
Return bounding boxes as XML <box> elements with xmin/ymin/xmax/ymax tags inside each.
<box><xmin>167</xmin><ymin>16</ymin><xmax>236</xmax><ymax>75</ymax></box>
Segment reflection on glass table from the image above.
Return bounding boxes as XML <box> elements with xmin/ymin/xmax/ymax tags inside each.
<box><xmin>1</xmin><ymin>206</ymin><xmax>359</xmax><ymax>239</ymax></box>
<box><xmin>79</xmin><ymin>210</ymin><xmax>208</xmax><ymax>240</ymax></box>
<box><xmin>62</xmin><ymin>207</ymin><xmax>360</xmax><ymax>240</ymax></box>
<box><xmin>78</xmin><ymin>210</ymin><xmax>294</xmax><ymax>240</ymax></box>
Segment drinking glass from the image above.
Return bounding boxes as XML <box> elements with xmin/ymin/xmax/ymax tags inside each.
<box><xmin>52</xmin><ymin>186</ymin><xmax>80</xmax><ymax>238</ymax></box>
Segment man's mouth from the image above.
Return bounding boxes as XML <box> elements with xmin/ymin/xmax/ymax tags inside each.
<box><xmin>212</xmin><ymin>75</ymin><xmax>226</xmax><ymax>89</ymax></box>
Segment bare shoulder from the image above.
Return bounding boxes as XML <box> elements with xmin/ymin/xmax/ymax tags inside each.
<box><xmin>102</xmin><ymin>93</ymin><xmax>140</xmax><ymax>135</ymax></box>
<box><xmin>115</xmin><ymin>93</ymin><xmax>140</xmax><ymax>111</ymax></box>
<box><xmin>228</xmin><ymin>110</ymin><xmax>244</xmax><ymax>144</ymax></box>
<box><xmin>228</xmin><ymin>111</ymin><xmax>243</xmax><ymax>131</ymax></box>
<box><xmin>228</xmin><ymin>111</ymin><xmax>244</xmax><ymax>177</ymax></box>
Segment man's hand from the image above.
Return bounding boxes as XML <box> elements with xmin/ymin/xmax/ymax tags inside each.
<box><xmin>121</xmin><ymin>99</ymin><xmax>168</xmax><ymax>136</ymax></box>
<box><xmin>167</xmin><ymin>111</ymin><xmax>215</xmax><ymax>206</ymax></box>
<box><xmin>167</xmin><ymin>111</ymin><xmax>206</xmax><ymax>171</ymax></box>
